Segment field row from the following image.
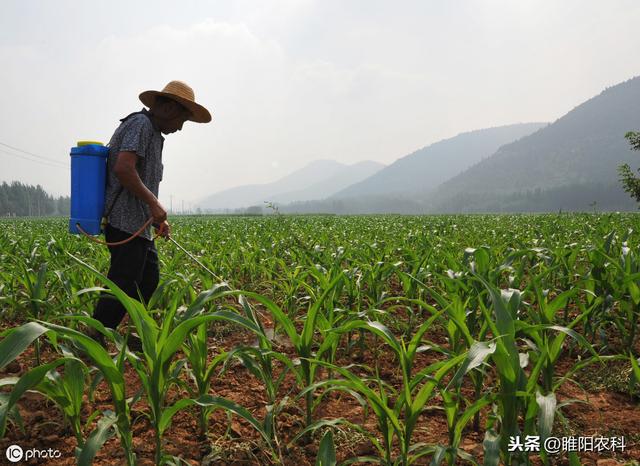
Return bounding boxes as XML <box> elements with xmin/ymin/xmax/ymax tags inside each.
<box><xmin>0</xmin><ymin>214</ymin><xmax>639</xmax><ymax>465</ymax></box>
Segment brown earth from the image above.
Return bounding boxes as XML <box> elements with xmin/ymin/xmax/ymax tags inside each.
<box><xmin>0</xmin><ymin>314</ymin><xmax>639</xmax><ymax>466</ymax></box>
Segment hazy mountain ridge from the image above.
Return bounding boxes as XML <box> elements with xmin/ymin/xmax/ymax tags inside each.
<box><xmin>269</xmin><ymin>161</ymin><xmax>383</xmax><ymax>204</ymax></box>
<box><xmin>203</xmin><ymin>75</ymin><xmax>640</xmax><ymax>214</ymax></box>
<box><xmin>199</xmin><ymin>159</ymin><xmax>384</xmax><ymax>210</ymax></box>
<box><xmin>427</xmin><ymin>76</ymin><xmax>640</xmax><ymax>211</ymax></box>
<box><xmin>332</xmin><ymin>123</ymin><xmax>547</xmax><ymax>199</ymax></box>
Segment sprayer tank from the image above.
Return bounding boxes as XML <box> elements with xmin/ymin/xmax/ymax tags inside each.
<box><xmin>69</xmin><ymin>142</ymin><xmax>109</xmax><ymax>234</ymax></box>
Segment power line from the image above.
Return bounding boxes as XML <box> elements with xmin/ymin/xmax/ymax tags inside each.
<box><xmin>0</xmin><ymin>141</ymin><xmax>70</xmax><ymax>168</ymax></box>
<box><xmin>0</xmin><ymin>147</ymin><xmax>68</xmax><ymax>170</ymax></box>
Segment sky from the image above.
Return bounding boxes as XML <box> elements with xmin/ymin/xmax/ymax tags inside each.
<box><xmin>1</xmin><ymin>0</ymin><xmax>639</xmax><ymax>209</ymax></box>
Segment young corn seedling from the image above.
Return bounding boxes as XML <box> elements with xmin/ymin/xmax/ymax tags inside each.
<box><xmin>0</xmin><ymin>320</ymin><xmax>134</xmax><ymax>465</ymax></box>
<box><xmin>436</xmin><ymin>291</ymin><xmax>491</xmax><ymax>435</ymax></box>
<box><xmin>476</xmin><ymin>275</ymin><xmax>608</xmax><ymax>465</ymax></box>
<box><xmin>589</xmin><ymin>233</ymin><xmax>640</xmax><ymax>352</ymax></box>
<box><xmin>438</xmin><ymin>343</ymin><xmax>496</xmax><ymax>465</ymax></box>
<box><xmin>400</xmin><ymin>269</ymin><xmax>492</xmax><ymax>436</ymax></box>
<box><xmin>224</xmin><ymin>292</ymin><xmax>348</xmax><ymax>459</ymax></box>
<box><xmin>305</xmin><ymin>311</ymin><xmax>486</xmax><ymax>466</ymax></box>
<box><xmin>182</xmin><ymin>321</ymin><xmax>225</xmax><ymax>437</ymax></box>
<box><xmin>473</xmin><ymin>278</ymin><xmax>531</xmax><ymax>465</ymax></box>
<box><xmin>225</xmin><ymin>272</ymin><xmax>345</xmax><ymax>429</ymax></box>
<box><xmin>70</xmin><ymin>254</ymin><xmax>265</xmax><ymax>465</ymax></box>
<box><xmin>13</xmin><ymin>254</ymin><xmax>51</xmax><ymax>365</ymax></box>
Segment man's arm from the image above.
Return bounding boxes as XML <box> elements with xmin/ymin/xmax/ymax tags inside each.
<box><xmin>113</xmin><ymin>151</ymin><xmax>167</xmax><ymax>225</ymax></box>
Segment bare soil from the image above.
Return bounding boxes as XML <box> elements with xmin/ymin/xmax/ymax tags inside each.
<box><xmin>0</xmin><ymin>315</ymin><xmax>639</xmax><ymax>465</ymax></box>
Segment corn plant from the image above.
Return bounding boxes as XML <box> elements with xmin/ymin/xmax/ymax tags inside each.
<box><xmin>70</xmin><ymin>254</ymin><xmax>269</xmax><ymax>465</ymax></box>
<box><xmin>591</xmin><ymin>233</ymin><xmax>640</xmax><ymax>351</ymax></box>
<box><xmin>182</xmin><ymin>321</ymin><xmax>228</xmax><ymax>437</ymax></box>
<box><xmin>225</xmin><ymin>272</ymin><xmax>345</xmax><ymax>428</ymax></box>
<box><xmin>13</xmin><ymin>256</ymin><xmax>50</xmax><ymax>365</ymax></box>
<box><xmin>0</xmin><ymin>320</ymin><xmax>134</xmax><ymax>465</ymax></box>
<box><xmin>474</xmin><ymin>274</ymin><xmax>613</xmax><ymax>465</ymax></box>
<box><xmin>304</xmin><ymin>313</ymin><xmax>485</xmax><ymax>466</ymax></box>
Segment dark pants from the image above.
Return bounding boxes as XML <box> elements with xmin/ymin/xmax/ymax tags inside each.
<box><xmin>93</xmin><ymin>224</ymin><xmax>159</xmax><ymax>329</ymax></box>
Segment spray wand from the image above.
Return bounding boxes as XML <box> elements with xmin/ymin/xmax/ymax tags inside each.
<box><xmin>165</xmin><ymin>235</ymin><xmax>228</xmax><ymax>284</ymax></box>
<box><xmin>78</xmin><ymin>218</ymin><xmax>229</xmax><ymax>285</ymax></box>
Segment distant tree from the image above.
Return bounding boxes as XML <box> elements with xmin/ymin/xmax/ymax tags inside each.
<box><xmin>619</xmin><ymin>131</ymin><xmax>640</xmax><ymax>205</ymax></box>
<box><xmin>0</xmin><ymin>181</ymin><xmax>69</xmax><ymax>216</ymax></box>
<box><xmin>244</xmin><ymin>205</ymin><xmax>263</xmax><ymax>215</ymax></box>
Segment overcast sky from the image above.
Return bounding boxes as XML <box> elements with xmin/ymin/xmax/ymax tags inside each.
<box><xmin>1</xmin><ymin>0</ymin><xmax>639</xmax><ymax>207</ymax></box>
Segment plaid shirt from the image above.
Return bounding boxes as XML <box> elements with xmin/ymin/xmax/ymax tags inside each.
<box><xmin>104</xmin><ymin>110</ymin><xmax>164</xmax><ymax>240</ymax></box>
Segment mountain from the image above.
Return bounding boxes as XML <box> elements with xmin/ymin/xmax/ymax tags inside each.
<box><xmin>199</xmin><ymin>159</ymin><xmax>384</xmax><ymax>210</ymax></box>
<box><xmin>268</xmin><ymin>161</ymin><xmax>384</xmax><ymax>204</ymax></box>
<box><xmin>429</xmin><ymin>76</ymin><xmax>640</xmax><ymax>212</ymax></box>
<box><xmin>332</xmin><ymin>123</ymin><xmax>547</xmax><ymax>200</ymax></box>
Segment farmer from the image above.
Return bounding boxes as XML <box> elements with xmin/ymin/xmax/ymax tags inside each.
<box><xmin>91</xmin><ymin>81</ymin><xmax>212</xmax><ymax>346</ymax></box>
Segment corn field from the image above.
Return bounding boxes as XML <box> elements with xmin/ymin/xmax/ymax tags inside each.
<box><xmin>0</xmin><ymin>214</ymin><xmax>639</xmax><ymax>465</ymax></box>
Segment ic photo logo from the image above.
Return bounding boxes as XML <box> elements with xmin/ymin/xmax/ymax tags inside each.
<box><xmin>5</xmin><ymin>444</ymin><xmax>62</xmax><ymax>463</ymax></box>
<box><xmin>6</xmin><ymin>445</ymin><xmax>23</xmax><ymax>463</ymax></box>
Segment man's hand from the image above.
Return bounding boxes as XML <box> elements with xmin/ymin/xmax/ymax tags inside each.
<box><xmin>149</xmin><ymin>200</ymin><xmax>168</xmax><ymax>224</ymax></box>
<box><xmin>154</xmin><ymin>221</ymin><xmax>171</xmax><ymax>239</ymax></box>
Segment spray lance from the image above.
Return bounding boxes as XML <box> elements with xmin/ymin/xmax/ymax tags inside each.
<box><xmin>152</xmin><ymin>223</ymin><xmax>227</xmax><ymax>283</ymax></box>
<box><xmin>68</xmin><ymin>140</ymin><xmax>227</xmax><ymax>283</ymax></box>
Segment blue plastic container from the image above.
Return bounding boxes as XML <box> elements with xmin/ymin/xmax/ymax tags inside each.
<box><xmin>69</xmin><ymin>142</ymin><xmax>110</xmax><ymax>235</ymax></box>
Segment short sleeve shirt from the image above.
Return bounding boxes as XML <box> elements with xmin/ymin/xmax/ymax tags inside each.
<box><xmin>104</xmin><ymin>111</ymin><xmax>164</xmax><ymax>240</ymax></box>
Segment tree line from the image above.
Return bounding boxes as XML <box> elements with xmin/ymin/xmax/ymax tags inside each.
<box><xmin>0</xmin><ymin>181</ymin><xmax>70</xmax><ymax>217</ymax></box>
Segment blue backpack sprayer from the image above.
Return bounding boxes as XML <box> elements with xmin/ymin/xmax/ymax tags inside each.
<box><xmin>68</xmin><ymin>141</ymin><xmax>224</xmax><ymax>281</ymax></box>
<box><xmin>68</xmin><ymin>141</ymin><xmax>110</xmax><ymax>236</ymax></box>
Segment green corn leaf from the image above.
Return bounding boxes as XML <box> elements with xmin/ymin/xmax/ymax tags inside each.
<box><xmin>158</xmin><ymin>398</ymin><xmax>194</xmax><ymax>436</ymax></box>
<box><xmin>536</xmin><ymin>391</ymin><xmax>556</xmax><ymax>441</ymax></box>
<box><xmin>447</xmin><ymin>341</ymin><xmax>496</xmax><ymax>389</ymax></box>
<box><xmin>630</xmin><ymin>355</ymin><xmax>640</xmax><ymax>393</ymax></box>
<box><xmin>0</xmin><ymin>321</ymin><xmax>49</xmax><ymax>370</ymax></box>
<box><xmin>213</xmin><ymin>396</ymin><xmax>265</xmax><ymax>436</ymax></box>
<box><xmin>408</xmin><ymin>353</ymin><xmax>467</xmax><ymax>436</ymax></box>
<box><xmin>301</xmin><ymin>273</ymin><xmax>344</xmax><ymax>351</ymax></box>
<box><xmin>301</xmin><ymin>367</ymin><xmax>404</xmax><ymax>440</ymax></box>
<box><xmin>181</xmin><ymin>283</ymin><xmax>230</xmax><ymax>321</ymax></box>
<box><xmin>542</xmin><ymin>288</ymin><xmax>578</xmax><ymax>323</ymax></box>
<box><xmin>428</xmin><ymin>445</ymin><xmax>447</xmax><ymax>466</ymax></box>
<box><xmin>67</xmin><ymin>253</ymin><xmax>159</xmax><ymax>357</ymax></box>
<box><xmin>160</xmin><ymin>310</ymin><xmax>262</xmax><ymax>364</ymax></box>
<box><xmin>0</xmin><ymin>392</ymin><xmax>24</xmax><ymax>435</ymax></box>
<box><xmin>452</xmin><ymin>393</ymin><xmax>493</xmax><ymax>448</ymax></box>
<box><xmin>64</xmin><ymin>359</ymin><xmax>86</xmax><ymax>408</ymax></box>
<box><xmin>77</xmin><ymin>411</ymin><xmax>117</xmax><ymax>466</ymax></box>
<box><xmin>0</xmin><ymin>357</ymin><xmax>74</xmax><ymax>437</ymax></box>
<box><xmin>568</xmin><ymin>451</ymin><xmax>581</xmax><ymax>466</ymax></box>
<box><xmin>159</xmin><ymin>395</ymin><xmax>272</xmax><ymax>447</ymax></box>
<box><xmin>315</xmin><ymin>430</ymin><xmax>337</xmax><ymax>466</ymax></box>
<box><xmin>628</xmin><ymin>281</ymin><xmax>640</xmax><ymax>305</ymax></box>
<box><xmin>227</xmin><ymin>291</ymin><xmax>299</xmax><ymax>347</ymax></box>
<box><xmin>35</xmin><ymin>321</ymin><xmax>129</xmax><ymax>433</ymax></box>
<box><xmin>482</xmin><ymin>428</ymin><xmax>500</xmax><ymax>466</ymax></box>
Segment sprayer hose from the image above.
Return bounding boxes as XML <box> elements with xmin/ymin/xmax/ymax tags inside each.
<box><xmin>76</xmin><ymin>218</ymin><xmax>156</xmax><ymax>246</ymax></box>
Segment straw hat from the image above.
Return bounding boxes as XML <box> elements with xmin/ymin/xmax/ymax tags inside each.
<box><xmin>139</xmin><ymin>80</ymin><xmax>212</xmax><ymax>123</ymax></box>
